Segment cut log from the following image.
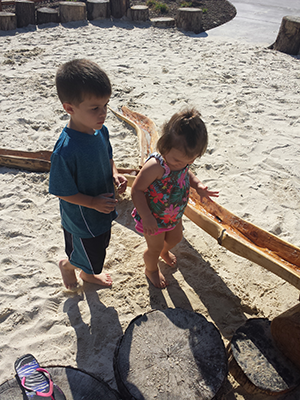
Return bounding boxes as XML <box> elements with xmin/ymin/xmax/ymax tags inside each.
<box><xmin>86</xmin><ymin>0</ymin><xmax>110</xmax><ymax>20</ymax></box>
<box><xmin>130</xmin><ymin>5</ymin><xmax>149</xmax><ymax>22</ymax></box>
<box><xmin>59</xmin><ymin>1</ymin><xmax>86</xmax><ymax>23</ymax></box>
<box><xmin>114</xmin><ymin>308</ymin><xmax>228</xmax><ymax>400</ymax></box>
<box><xmin>151</xmin><ymin>16</ymin><xmax>175</xmax><ymax>28</ymax></box>
<box><xmin>15</xmin><ymin>0</ymin><xmax>35</xmax><ymax>28</ymax></box>
<box><xmin>0</xmin><ymin>11</ymin><xmax>16</xmax><ymax>30</ymax></box>
<box><xmin>272</xmin><ymin>16</ymin><xmax>300</xmax><ymax>55</ymax></box>
<box><xmin>228</xmin><ymin>318</ymin><xmax>300</xmax><ymax>395</ymax></box>
<box><xmin>37</xmin><ymin>7</ymin><xmax>59</xmax><ymax>24</ymax></box>
<box><xmin>110</xmin><ymin>0</ymin><xmax>129</xmax><ymax>19</ymax></box>
<box><xmin>176</xmin><ymin>7</ymin><xmax>203</xmax><ymax>34</ymax></box>
<box><xmin>0</xmin><ymin>366</ymin><xmax>122</xmax><ymax>399</ymax></box>
<box><xmin>271</xmin><ymin>303</ymin><xmax>300</xmax><ymax>370</ymax></box>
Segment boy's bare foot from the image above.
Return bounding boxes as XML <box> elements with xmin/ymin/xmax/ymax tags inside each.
<box><xmin>59</xmin><ymin>259</ymin><xmax>78</xmax><ymax>290</ymax></box>
<box><xmin>160</xmin><ymin>251</ymin><xmax>177</xmax><ymax>267</ymax></box>
<box><xmin>145</xmin><ymin>267</ymin><xmax>168</xmax><ymax>289</ymax></box>
<box><xmin>79</xmin><ymin>270</ymin><xmax>113</xmax><ymax>287</ymax></box>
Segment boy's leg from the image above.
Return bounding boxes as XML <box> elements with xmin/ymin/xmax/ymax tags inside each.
<box><xmin>144</xmin><ymin>232</ymin><xmax>168</xmax><ymax>289</ymax></box>
<box><xmin>59</xmin><ymin>259</ymin><xmax>78</xmax><ymax>290</ymax></box>
<box><xmin>160</xmin><ymin>220</ymin><xmax>183</xmax><ymax>267</ymax></box>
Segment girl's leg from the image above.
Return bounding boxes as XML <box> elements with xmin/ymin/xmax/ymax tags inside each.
<box><xmin>160</xmin><ymin>220</ymin><xmax>183</xmax><ymax>267</ymax></box>
<box><xmin>144</xmin><ymin>232</ymin><xmax>168</xmax><ymax>289</ymax></box>
<box><xmin>59</xmin><ymin>259</ymin><xmax>78</xmax><ymax>289</ymax></box>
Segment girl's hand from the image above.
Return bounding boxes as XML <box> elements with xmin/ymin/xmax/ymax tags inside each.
<box><xmin>142</xmin><ymin>214</ymin><xmax>159</xmax><ymax>236</ymax></box>
<box><xmin>196</xmin><ymin>184</ymin><xmax>219</xmax><ymax>201</ymax></box>
<box><xmin>114</xmin><ymin>174</ymin><xmax>128</xmax><ymax>194</ymax></box>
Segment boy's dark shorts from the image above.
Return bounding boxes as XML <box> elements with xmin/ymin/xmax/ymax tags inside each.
<box><xmin>63</xmin><ymin>228</ymin><xmax>111</xmax><ymax>275</ymax></box>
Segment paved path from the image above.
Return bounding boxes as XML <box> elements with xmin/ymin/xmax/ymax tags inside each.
<box><xmin>207</xmin><ymin>0</ymin><xmax>300</xmax><ymax>45</ymax></box>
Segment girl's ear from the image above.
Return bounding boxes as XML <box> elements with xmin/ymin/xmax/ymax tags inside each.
<box><xmin>63</xmin><ymin>102</ymin><xmax>74</xmax><ymax>115</ymax></box>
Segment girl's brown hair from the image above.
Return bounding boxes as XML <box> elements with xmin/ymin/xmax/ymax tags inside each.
<box><xmin>157</xmin><ymin>108</ymin><xmax>208</xmax><ymax>158</ymax></box>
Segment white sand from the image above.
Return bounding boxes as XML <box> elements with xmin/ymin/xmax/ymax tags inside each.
<box><xmin>0</xmin><ymin>20</ymin><xmax>300</xmax><ymax>399</ymax></box>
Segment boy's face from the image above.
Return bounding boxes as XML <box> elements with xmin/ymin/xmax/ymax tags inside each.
<box><xmin>63</xmin><ymin>94</ymin><xmax>110</xmax><ymax>135</ymax></box>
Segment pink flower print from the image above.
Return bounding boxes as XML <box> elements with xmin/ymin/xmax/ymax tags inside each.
<box><xmin>162</xmin><ymin>204</ymin><xmax>179</xmax><ymax>224</ymax></box>
<box><xmin>178</xmin><ymin>172</ymin><xmax>186</xmax><ymax>189</ymax></box>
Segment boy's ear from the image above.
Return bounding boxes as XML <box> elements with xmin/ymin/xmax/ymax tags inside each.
<box><xmin>63</xmin><ymin>102</ymin><xmax>75</xmax><ymax>115</ymax></box>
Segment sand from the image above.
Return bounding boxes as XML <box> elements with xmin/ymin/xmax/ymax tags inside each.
<box><xmin>0</xmin><ymin>19</ymin><xmax>300</xmax><ymax>399</ymax></box>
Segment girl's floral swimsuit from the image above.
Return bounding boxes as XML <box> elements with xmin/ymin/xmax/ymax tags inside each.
<box><xmin>132</xmin><ymin>152</ymin><xmax>190</xmax><ymax>234</ymax></box>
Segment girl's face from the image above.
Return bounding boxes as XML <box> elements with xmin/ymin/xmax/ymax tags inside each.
<box><xmin>164</xmin><ymin>148</ymin><xmax>197</xmax><ymax>171</ymax></box>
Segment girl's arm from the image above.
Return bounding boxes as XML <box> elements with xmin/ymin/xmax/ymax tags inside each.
<box><xmin>131</xmin><ymin>158</ymin><xmax>163</xmax><ymax>235</ymax></box>
<box><xmin>189</xmin><ymin>170</ymin><xmax>219</xmax><ymax>200</ymax></box>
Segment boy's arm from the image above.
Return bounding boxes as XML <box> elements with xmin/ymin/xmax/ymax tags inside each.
<box><xmin>189</xmin><ymin>170</ymin><xmax>219</xmax><ymax>200</ymax></box>
<box><xmin>58</xmin><ymin>192</ymin><xmax>117</xmax><ymax>214</ymax></box>
<box><xmin>110</xmin><ymin>159</ymin><xmax>128</xmax><ymax>194</ymax></box>
<box><xmin>131</xmin><ymin>159</ymin><xmax>162</xmax><ymax>235</ymax></box>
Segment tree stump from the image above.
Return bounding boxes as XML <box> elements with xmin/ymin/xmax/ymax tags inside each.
<box><xmin>130</xmin><ymin>5</ymin><xmax>149</xmax><ymax>22</ymax></box>
<box><xmin>59</xmin><ymin>1</ymin><xmax>86</xmax><ymax>23</ymax></box>
<box><xmin>151</xmin><ymin>17</ymin><xmax>175</xmax><ymax>28</ymax></box>
<box><xmin>37</xmin><ymin>7</ymin><xmax>59</xmax><ymax>24</ymax></box>
<box><xmin>15</xmin><ymin>0</ymin><xmax>35</xmax><ymax>28</ymax></box>
<box><xmin>114</xmin><ymin>308</ymin><xmax>228</xmax><ymax>400</ymax></box>
<box><xmin>272</xmin><ymin>16</ymin><xmax>300</xmax><ymax>55</ymax></box>
<box><xmin>228</xmin><ymin>318</ymin><xmax>300</xmax><ymax>395</ymax></box>
<box><xmin>176</xmin><ymin>7</ymin><xmax>202</xmax><ymax>34</ymax></box>
<box><xmin>86</xmin><ymin>0</ymin><xmax>110</xmax><ymax>20</ymax></box>
<box><xmin>0</xmin><ymin>11</ymin><xmax>16</xmax><ymax>30</ymax></box>
<box><xmin>271</xmin><ymin>303</ymin><xmax>300</xmax><ymax>370</ymax></box>
<box><xmin>110</xmin><ymin>0</ymin><xmax>129</xmax><ymax>19</ymax></box>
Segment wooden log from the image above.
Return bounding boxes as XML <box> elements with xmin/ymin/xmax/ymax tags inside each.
<box><xmin>271</xmin><ymin>303</ymin><xmax>300</xmax><ymax>370</ymax></box>
<box><xmin>228</xmin><ymin>318</ymin><xmax>300</xmax><ymax>395</ymax></box>
<box><xmin>0</xmin><ymin>0</ymin><xmax>2</xmax><ymax>11</ymax></box>
<box><xmin>130</xmin><ymin>5</ymin><xmax>149</xmax><ymax>22</ymax></box>
<box><xmin>176</xmin><ymin>7</ymin><xmax>203</xmax><ymax>34</ymax></box>
<box><xmin>110</xmin><ymin>0</ymin><xmax>128</xmax><ymax>19</ymax></box>
<box><xmin>272</xmin><ymin>16</ymin><xmax>300</xmax><ymax>55</ymax></box>
<box><xmin>86</xmin><ymin>0</ymin><xmax>110</xmax><ymax>20</ymax></box>
<box><xmin>0</xmin><ymin>366</ymin><xmax>122</xmax><ymax>399</ymax></box>
<box><xmin>114</xmin><ymin>308</ymin><xmax>228</xmax><ymax>400</ymax></box>
<box><xmin>0</xmin><ymin>11</ymin><xmax>16</xmax><ymax>30</ymax></box>
<box><xmin>59</xmin><ymin>1</ymin><xmax>86</xmax><ymax>23</ymax></box>
<box><xmin>151</xmin><ymin>16</ymin><xmax>175</xmax><ymax>28</ymax></box>
<box><xmin>15</xmin><ymin>0</ymin><xmax>35</xmax><ymax>28</ymax></box>
<box><xmin>37</xmin><ymin>7</ymin><xmax>59</xmax><ymax>24</ymax></box>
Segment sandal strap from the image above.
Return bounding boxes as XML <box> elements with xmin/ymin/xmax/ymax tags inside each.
<box><xmin>21</xmin><ymin>368</ymin><xmax>54</xmax><ymax>397</ymax></box>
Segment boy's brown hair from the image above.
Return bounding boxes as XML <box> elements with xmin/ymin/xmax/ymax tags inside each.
<box><xmin>56</xmin><ymin>59</ymin><xmax>111</xmax><ymax>105</ymax></box>
<box><xmin>157</xmin><ymin>108</ymin><xmax>208</xmax><ymax>158</ymax></box>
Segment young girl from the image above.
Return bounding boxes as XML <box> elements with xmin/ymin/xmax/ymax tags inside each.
<box><xmin>131</xmin><ymin>108</ymin><xmax>219</xmax><ymax>289</ymax></box>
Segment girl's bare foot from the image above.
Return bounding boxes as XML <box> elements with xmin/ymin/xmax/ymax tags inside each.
<box><xmin>160</xmin><ymin>250</ymin><xmax>177</xmax><ymax>267</ymax></box>
<box><xmin>59</xmin><ymin>259</ymin><xmax>78</xmax><ymax>290</ymax></box>
<box><xmin>145</xmin><ymin>267</ymin><xmax>168</xmax><ymax>289</ymax></box>
<box><xmin>79</xmin><ymin>270</ymin><xmax>112</xmax><ymax>287</ymax></box>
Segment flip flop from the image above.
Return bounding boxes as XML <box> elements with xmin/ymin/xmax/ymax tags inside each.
<box><xmin>15</xmin><ymin>354</ymin><xmax>66</xmax><ymax>399</ymax></box>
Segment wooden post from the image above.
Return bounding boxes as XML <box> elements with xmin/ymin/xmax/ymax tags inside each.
<box><xmin>130</xmin><ymin>5</ymin><xmax>149</xmax><ymax>22</ymax></box>
<box><xmin>15</xmin><ymin>0</ymin><xmax>35</xmax><ymax>28</ymax></box>
<box><xmin>59</xmin><ymin>1</ymin><xmax>86</xmax><ymax>23</ymax></box>
<box><xmin>0</xmin><ymin>11</ymin><xmax>17</xmax><ymax>30</ymax></box>
<box><xmin>271</xmin><ymin>303</ymin><xmax>300</xmax><ymax>370</ymax></box>
<box><xmin>176</xmin><ymin>7</ymin><xmax>203</xmax><ymax>34</ymax></box>
<box><xmin>86</xmin><ymin>0</ymin><xmax>110</xmax><ymax>20</ymax></box>
<box><xmin>37</xmin><ymin>7</ymin><xmax>59</xmax><ymax>24</ymax></box>
<box><xmin>151</xmin><ymin>17</ymin><xmax>175</xmax><ymax>28</ymax></box>
<box><xmin>271</xmin><ymin>16</ymin><xmax>300</xmax><ymax>55</ymax></box>
<box><xmin>110</xmin><ymin>0</ymin><xmax>128</xmax><ymax>19</ymax></box>
<box><xmin>0</xmin><ymin>0</ymin><xmax>2</xmax><ymax>12</ymax></box>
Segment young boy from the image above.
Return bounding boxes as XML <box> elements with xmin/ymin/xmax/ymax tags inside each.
<box><xmin>49</xmin><ymin>59</ymin><xmax>127</xmax><ymax>289</ymax></box>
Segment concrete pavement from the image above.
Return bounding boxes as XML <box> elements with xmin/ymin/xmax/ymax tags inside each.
<box><xmin>207</xmin><ymin>0</ymin><xmax>300</xmax><ymax>46</ymax></box>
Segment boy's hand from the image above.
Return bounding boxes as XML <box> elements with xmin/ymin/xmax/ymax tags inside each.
<box><xmin>196</xmin><ymin>184</ymin><xmax>219</xmax><ymax>201</ymax></box>
<box><xmin>114</xmin><ymin>174</ymin><xmax>128</xmax><ymax>194</ymax></box>
<box><xmin>92</xmin><ymin>193</ymin><xmax>117</xmax><ymax>214</ymax></box>
<box><xmin>142</xmin><ymin>214</ymin><xmax>158</xmax><ymax>236</ymax></box>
